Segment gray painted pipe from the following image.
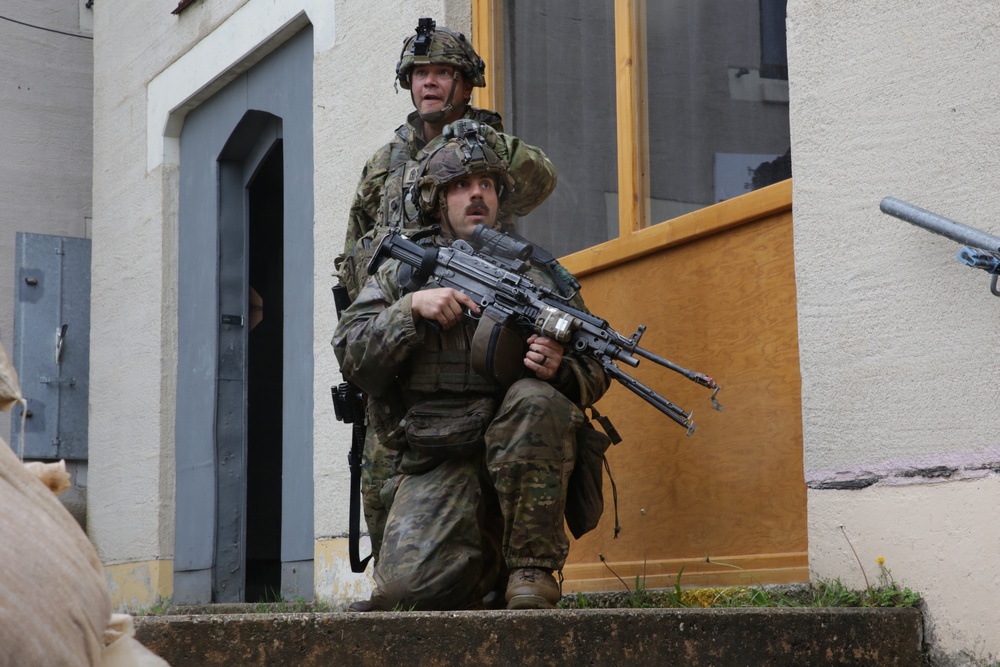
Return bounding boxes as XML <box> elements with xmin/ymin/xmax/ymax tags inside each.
<box><xmin>880</xmin><ymin>197</ymin><xmax>1000</xmax><ymax>252</ymax></box>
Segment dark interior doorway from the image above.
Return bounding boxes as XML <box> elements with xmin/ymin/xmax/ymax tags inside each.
<box><xmin>245</xmin><ymin>144</ymin><xmax>284</xmax><ymax>602</ymax></box>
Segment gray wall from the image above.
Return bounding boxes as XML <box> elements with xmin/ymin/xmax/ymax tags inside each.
<box><xmin>0</xmin><ymin>1</ymin><xmax>93</xmax><ymax>520</ymax></box>
<box><xmin>0</xmin><ymin>0</ymin><xmax>93</xmax><ymax>354</ymax></box>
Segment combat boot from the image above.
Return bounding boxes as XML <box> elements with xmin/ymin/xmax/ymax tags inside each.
<box><xmin>347</xmin><ymin>598</ymin><xmax>377</xmax><ymax>612</ymax></box>
<box><xmin>505</xmin><ymin>567</ymin><xmax>561</xmax><ymax>609</ymax></box>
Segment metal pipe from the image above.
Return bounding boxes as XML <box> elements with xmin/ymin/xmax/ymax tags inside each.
<box><xmin>880</xmin><ymin>197</ymin><xmax>1000</xmax><ymax>252</ymax></box>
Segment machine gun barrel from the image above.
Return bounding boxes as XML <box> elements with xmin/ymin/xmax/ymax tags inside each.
<box><xmin>879</xmin><ymin>197</ymin><xmax>1000</xmax><ymax>252</ymax></box>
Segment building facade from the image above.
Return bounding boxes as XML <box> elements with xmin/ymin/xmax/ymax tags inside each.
<box><xmin>64</xmin><ymin>0</ymin><xmax>1000</xmax><ymax>664</ymax></box>
<box><xmin>1</xmin><ymin>1</ymin><xmax>94</xmax><ymax>525</ymax></box>
<box><xmin>788</xmin><ymin>2</ymin><xmax>1000</xmax><ymax>664</ymax></box>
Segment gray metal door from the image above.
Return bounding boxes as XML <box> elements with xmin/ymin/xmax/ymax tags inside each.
<box><xmin>11</xmin><ymin>234</ymin><xmax>91</xmax><ymax>460</ymax></box>
<box><xmin>174</xmin><ymin>27</ymin><xmax>314</xmax><ymax>606</ymax></box>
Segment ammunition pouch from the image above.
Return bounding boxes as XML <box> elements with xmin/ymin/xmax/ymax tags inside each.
<box><xmin>366</xmin><ymin>391</ymin><xmax>407</xmax><ymax>452</ymax></box>
<box><xmin>401</xmin><ymin>396</ymin><xmax>497</xmax><ymax>458</ymax></box>
<box><xmin>470</xmin><ymin>308</ymin><xmax>528</xmax><ymax>388</ymax></box>
<box><xmin>565</xmin><ymin>411</ymin><xmax>620</xmax><ymax>540</ymax></box>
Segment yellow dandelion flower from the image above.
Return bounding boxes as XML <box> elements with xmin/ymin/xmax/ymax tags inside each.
<box><xmin>876</xmin><ymin>557</ymin><xmax>885</xmax><ymax>564</ymax></box>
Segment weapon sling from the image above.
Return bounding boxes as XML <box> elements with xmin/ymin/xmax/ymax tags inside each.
<box><xmin>332</xmin><ymin>284</ymin><xmax>373</xmax><ymax>573</ymax></box>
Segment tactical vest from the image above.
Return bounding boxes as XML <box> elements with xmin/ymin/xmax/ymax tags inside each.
<box><xmin>400</xmin><ymin>315</ymin><xmax>498</xmax><ymax>397</ymax></box>
<box><xmin>377</xmin><ymin>136</ymin><xmax>423</xmax><ymax>231</ymax></box>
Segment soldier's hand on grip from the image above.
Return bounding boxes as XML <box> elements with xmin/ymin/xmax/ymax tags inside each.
<box><xmin>411</xmin><ymin>287</ymin><xmax>480</xmax><ymax>329</ymax></box>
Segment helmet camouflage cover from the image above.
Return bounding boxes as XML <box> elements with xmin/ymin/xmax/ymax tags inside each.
<box><xmin>413</xmin><ymin>129</ymin><xmax>515</xmax><ymax>215</ymax></box>
<box><xmin>396</xmin><ymin>18</ymin><xmax>486</xmax><ymax>89</ymax></box>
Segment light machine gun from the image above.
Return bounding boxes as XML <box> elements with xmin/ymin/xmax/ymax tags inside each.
<box><xmin>368</xmin><ymin>225</ymin><xmax>723</xmax><ymax>435</ymax></box>
<box><xmin>880</xmin><ymin>197</ymin><xmax>1000</xmax><ymax>297</ymax></box>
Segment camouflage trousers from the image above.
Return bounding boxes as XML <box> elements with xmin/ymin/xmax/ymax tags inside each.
<box><xmin>368</xmin><ymin>378</ymin><xmax>584</xmax><ymax>611</ymax></box>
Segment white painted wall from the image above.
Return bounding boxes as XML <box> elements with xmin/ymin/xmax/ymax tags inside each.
<box><xmin>90</xmin><ymin>0</ymin><xmax>258</xmax><ymax>569</ymax></box>
<box><xmin>787</xmin><ymin>2</ymin><xmax>1000</xmax><ymax>664</ymax></box>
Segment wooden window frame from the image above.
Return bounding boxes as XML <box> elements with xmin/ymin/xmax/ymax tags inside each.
<box><xmin>471</xmin><ymin>0</ymin><xmax>792</xmax><ymax>277</ymax></box>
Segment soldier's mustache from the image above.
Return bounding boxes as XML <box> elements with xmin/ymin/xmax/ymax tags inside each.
<box><xmin>465</xmin><ymin>202</ymin><xmax>490</xmax><ymax>216</ymax></box>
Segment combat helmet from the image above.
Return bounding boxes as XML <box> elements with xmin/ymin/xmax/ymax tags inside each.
<box><xmin>412</xmin><ymin>122</ymin><xmax>515</xmax><ymax>217</ymax></box>
<box><xmin>396</xmin><ymin>18</ymin><xmax>486</xmax><ymax>90</ymax></box>
<box><xmin>396</xmin><ymin>18</ymin><xmax>486</xmax><ymax>124</ymax></box>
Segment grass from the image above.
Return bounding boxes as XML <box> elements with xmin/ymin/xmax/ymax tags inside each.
<box><xmin>134</xmin><ymin>594</ymin><xmax>334</xmax><ymax>616</ymax></box>
<box><xmin>559</xmin><ymin>576</ymin><xmax>921</xmax><ymax>611</ymax></box>
<box><xmin>562</xmin><ymin>544</ymin><xmax>922</xmax><ymax>610</ymax></box>
<box><xmin>559</xmin><ymin>550</ymin><xmax>922</xmax><ymax>610</ymax></box>
<box><xmin>137</xmin><ymin>515</ymin><xmax>922</xmax><ymax>615</ymax></box>
<box><xmin>560</xmin><ymin>512</ymin><xmax>922</xmax><ymax>611</ymax></box>
<box><xmin>136</xmin><ymin>596</ymin><xmax>172</xmax><ymax>616</ymax></box>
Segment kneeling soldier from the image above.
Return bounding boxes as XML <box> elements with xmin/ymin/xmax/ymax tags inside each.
<box><xmin>333</xmin><ymin>129</ymin><xmax>609</xmax><ymax>610</ymax></box>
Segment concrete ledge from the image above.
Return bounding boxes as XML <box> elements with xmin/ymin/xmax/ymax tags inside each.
<box><xmin>134</xmin><ymin>607</ymin><xmax>925</xmax><ymax>666</ymax></box>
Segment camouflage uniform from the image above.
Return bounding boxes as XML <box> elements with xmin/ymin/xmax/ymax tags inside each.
<box><xmin>333</xmin><ymin>18</ymin><xmax>557</xmax><ymax>574</ymax></box>
<box><xmin>332</xmin><ymin>247</ymin><xmax>610</xmax><ymax>610</ymax></box>
<box><xmin>336</xmin><ymin>113</ymin><xmax>556</xmax><ymax>565</ymax></box>
<box><xmin>336</xmin><ymin>108</ymin><xmax>557</xmax><ymax>299</ymax></box>
<box><xmin>336</xmin><ymin>117</ymin><xmax>556</xmax><ymax>569</ymax></box>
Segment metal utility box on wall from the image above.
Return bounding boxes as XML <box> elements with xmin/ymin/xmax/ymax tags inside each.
<box><xmin>11</xmin><ymin>233</ymin><xmax>92</xmax><ymax>460</ymax></box>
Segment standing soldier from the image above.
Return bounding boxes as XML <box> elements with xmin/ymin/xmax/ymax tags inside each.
<box><xmin>334</xmin><ymin>17</ymin><xmax>557</xmax><ymax>591</ymax></box>
<box><xmin>337</xmin><ymin>17</ymin><xmax>556</xmax><ymax>298</ymax></box>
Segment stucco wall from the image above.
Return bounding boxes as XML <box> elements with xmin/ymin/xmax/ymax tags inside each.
<box><xmin>787</xmin><ymin>2</ymin><xmax>1000</xmax><ymax>664</ymax></box>
<box><xmin>313</xmin><ymin>0</ymin><xmax>472</xmax><ymax>601</ymax></box>
<box><xmin>313</xmin><ymin>0</ymin><xmax>470</xmax><ymax>555</ymax></box>
<box><xmin>90</xmin><ymin>0</ymin><xmax>258</xmax><ymax>569</ymax></box>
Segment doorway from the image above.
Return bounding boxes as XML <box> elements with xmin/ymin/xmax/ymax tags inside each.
<box><xmin>215</xmin><ymin>114</ymin><xmax>285</xmax><ymax>603</ymax></box>
<box><xmin>244</xmin><ymin>144</ymin><xmax>284</xmax><ymax>602</ymax></box>
<box><xmin>174</xmin><ymin>27</ymin><xmax>314</xmax><ymax>606</ymax></box>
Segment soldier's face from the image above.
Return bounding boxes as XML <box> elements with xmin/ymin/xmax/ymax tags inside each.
<box><xmin>440</xmin><ymin>174</ymin><xmax>499</xmax><ymax>241</ymax></box>
<box><xmin>412</xmin><ymin>64</ymin><xmax>472</xmax><ymax>122</ymax></box>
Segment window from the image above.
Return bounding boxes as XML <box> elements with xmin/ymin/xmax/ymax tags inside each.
<box><xmin>474</xmin><ymin>0</ymin><xmax>792</xmax><ymax>259</ymax></box>
<box><xmin>501</xmin><ymin>1</ymin><xmax>619</xmax><ymax>255</ymax></box>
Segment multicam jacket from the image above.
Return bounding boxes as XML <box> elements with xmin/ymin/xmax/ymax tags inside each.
<box><xmin>332</xmin><ymin>240</ymin><xmax>610</xmax><ymax>419</ymax></box>
<box><xmin>336</xmin><ymin>107</ymin><xmax>558</xmax><ymax>300</ymax></box>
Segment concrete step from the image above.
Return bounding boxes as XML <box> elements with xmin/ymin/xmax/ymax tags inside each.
<box><xmin>134</xmin><ymin>607</ymin><xmax>926</xmax><ymax>666</ymax></box>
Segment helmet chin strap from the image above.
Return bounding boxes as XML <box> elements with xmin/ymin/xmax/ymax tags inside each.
<box><xmin>437</xmin><ymin>192</ymin><xmax>451</xmax><ymax>233</ymax></box>
<box><xmin>413</xmin><ymin>71</ymin><xmax>462</xmax><ymax>125</ymax></box>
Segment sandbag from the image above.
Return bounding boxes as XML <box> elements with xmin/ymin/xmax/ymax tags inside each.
<box><xmin>24</xmin><ymin>459</ymin><xmax>72</xmax><ymax>495</ymax></box>
<box><xmin>0</xmin><ymin>339</ymin><xmax>28</xmax><ymax>460</ymax></box>
<box><xmin>0</xmin><ymin>434</ymin><xmax>110</xmax><ymax>666</ymax></box>
<box><xmin>0</xmin><ymin>435</ymin><xmax>170</xmax><ymax>666</ymax></box>
<box><xmin>0</xmin><ymin>339</ymin><xmax>24</xmax><ymax>412</ymax></box>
